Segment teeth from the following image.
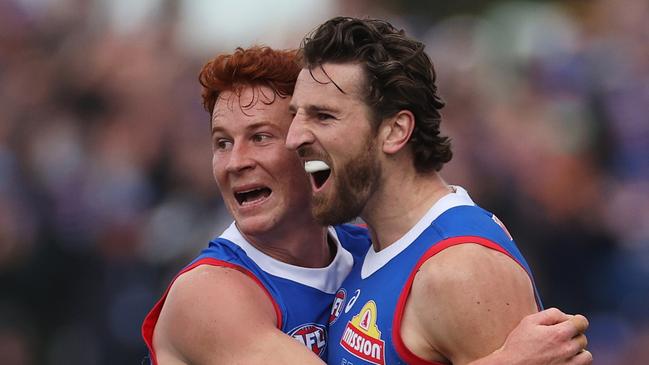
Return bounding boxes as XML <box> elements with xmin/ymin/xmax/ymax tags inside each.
<box><xmin>305</xmin><ymin>160</ymin><xmax>330</xmax><ymax>173</ymax></box>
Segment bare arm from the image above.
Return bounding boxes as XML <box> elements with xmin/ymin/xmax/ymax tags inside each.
<box><xmin>152</xmin><ymin>265</ymin><xmax>325</xmax><ymax>365</ymax></box>
<box><xmin>401</xmin><ymin>243</ymin><xmax>539</xmax><ymax>364</ymax></box>
<box><xmin>401</xmin><ymin>244</ymin><xmax>591</xmax><ymax>365</ymax></box>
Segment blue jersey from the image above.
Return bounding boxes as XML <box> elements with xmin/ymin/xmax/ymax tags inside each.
<box><xmin>142</xmin><ymin>222</ymin><xmax>370</xmax><ymax>364</ymax></box>
<box><xmin>327</xmin><ymin>187</ymin><xmax>541</xmax><ymax>365</ymax></box>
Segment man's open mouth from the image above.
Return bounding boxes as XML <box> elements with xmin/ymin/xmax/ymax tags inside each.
<box><xmin>234</xmin><ymin>187</ymin><xmax>272</xmax><ymax>206</ymax></box>
<box><xmin>304</xmin><ymin>160</ymin><xmax>331</xmax><ymax>189</ymax></box>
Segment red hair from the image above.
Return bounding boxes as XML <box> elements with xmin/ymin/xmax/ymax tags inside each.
<box><xmin>199</xmin><ymin>46</ymin><xmax>300</xmax><ymax>114</ymax></box>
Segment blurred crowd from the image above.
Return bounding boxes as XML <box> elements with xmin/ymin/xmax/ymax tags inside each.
<box><xmin>0</xmin><ymin>0</ymin><xmax>647</xmax><ymax>364</ymax></box>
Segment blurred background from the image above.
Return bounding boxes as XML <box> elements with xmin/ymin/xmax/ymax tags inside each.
<box><xmin>0</xmin><ymin>0</ymin><xmax>647</xmax><ymax>363</ymax></box>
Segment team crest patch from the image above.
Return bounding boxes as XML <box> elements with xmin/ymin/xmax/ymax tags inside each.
<box><xmin>289</xmin><ymin>323</ymin><xmax>327</xmax><ymax>357</ymax></box>
<box><xmin>329</xmin><ymin>288</ymin><xmax>346</xmax><ymax>324</ymax></box>
<box><xmin>340</xmin><ymin>300</ymin><xmax>385</xmax><ymax>365</ymax></box>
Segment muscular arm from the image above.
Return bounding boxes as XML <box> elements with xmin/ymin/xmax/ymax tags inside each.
<box><xmin>152</xmin><ymin>265</ymin><xmax>325</xmax><ymax>365</ymax></box>
<box><xmin>401</xmin><ymin>244</ymin><xmax>591</xmax><ymax>365</ymax></box>
<box><xmin>401</xmin><ymin>244</ymin><xmax>538</xmax><ymax>365</ymax></box>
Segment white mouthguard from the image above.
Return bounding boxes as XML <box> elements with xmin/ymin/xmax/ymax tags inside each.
<box><xmin>304</xmin><ymin>160</ymin><xmax>330</xmax><ymax>173</ymax></box>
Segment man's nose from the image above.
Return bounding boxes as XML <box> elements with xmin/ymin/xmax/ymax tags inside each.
<box><xmin>286</xmin><ymin>114</ymin><xmax>314</xmax><ymax>151</ymax></box>
<box><xmin>225</xmin><ymin>143</ymin><xmax>255</xmax><ymax>173</ymax></box>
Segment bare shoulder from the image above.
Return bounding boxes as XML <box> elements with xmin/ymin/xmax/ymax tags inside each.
<box><xmin>417</xmin><ymin>243</ymin><xmax>533</xmax><ymax>293</ymax></box>
<box><xmin>165</xmin><ymin>264</ymin><xmax>276</xmax><ymax>314</ymax></box>
<box><xmin>402</xmin><ymin>243</ymin><xmax>538</xmax><ymax>364</ymax></box>
<box><xmin>166</xmin><ymin>264</ymin><xmax>277</xmax><ymax>320</ymax></box>
<box><xmin>153</xmin><ymin>265</ymin><xmax>278</xmax><ymax>364</ymax></box>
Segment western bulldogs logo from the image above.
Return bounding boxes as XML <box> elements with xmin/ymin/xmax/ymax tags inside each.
<box><xmin>329</xmin><ymin>288</ymin><xmax>346</xmax><ymax>324</ymax></box>
<box><xmin>288</xmin><ymin>323</ymin><xmax>327</xmax><ymax>357</ymax></box>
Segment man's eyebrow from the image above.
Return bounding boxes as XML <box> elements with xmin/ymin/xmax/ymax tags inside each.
<box><xmin>291</xmin><ymin>103</ymin><xmax>341</xmax><ymax>115</ymax></box>
<box><xmin>211</xmin><ymin>121</ymin><xmax>280</xmax><ymax>136</ymax></box>
<box><xmin>244</xmin><ymin>121</ymin><xmax>280</xmax><ymax>132</ymax></box>
<box><xmin>211</xmin><ymin>124</ymin><xmax>225</xmax><ymax>135</ymax></box>
<box><xmin>307</xmin><ymin>104</ymin><xmax>340</xmax><ymax>114</ymax></box>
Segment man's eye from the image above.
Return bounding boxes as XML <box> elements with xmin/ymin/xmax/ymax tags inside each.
<box><xmin>317</xmin><ymin>113</ymin><xmax>334</xmax><ymax>121</ymax></box>
<box><xmin>215</xmin><ymin>139</ymin><xmax>233</xmax><ymax>150</ymax></box>
<box><xmin>252</xmin><ymin>134</ymin><xmax>271</xmax><ymax>143</ymax></box>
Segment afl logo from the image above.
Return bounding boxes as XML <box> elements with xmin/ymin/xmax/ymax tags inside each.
<box><xmin>288</xmin><ymin>323</ymin><xmax>327</xmax><ymax>357</ymax></box>
<box><xmin>329</xmin><ymin>288</ymin><xmax>346</xmax><ymax>324</ymax></box>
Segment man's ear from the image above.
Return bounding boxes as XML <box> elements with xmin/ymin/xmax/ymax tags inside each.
<box><xmin>380</xmin><ymin>110</ymin><xmax>415</xmax><ymax>155</ymax></box>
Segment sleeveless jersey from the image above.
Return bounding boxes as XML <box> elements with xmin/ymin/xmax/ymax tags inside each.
<box><xmin>142</xmin><ymin>222</ymin><xmax>370</xmax><ymax>365</ymax></box>
<box><xmin>327</xmin><ymin>187</ymin><xmax>542</xmax><ymax>365</ymax></box>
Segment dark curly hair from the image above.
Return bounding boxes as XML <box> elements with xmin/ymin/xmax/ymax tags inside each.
<box><xmin>300</xmin><ymin>17</ymin><xmax>452</xmax><ymax>172</ymax></box>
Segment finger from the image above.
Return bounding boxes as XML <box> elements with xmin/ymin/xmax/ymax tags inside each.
<box><xmin>573</xmin><ymin>333</ymin><xmax>588</xmax><ymax>351</ymax></box>
<box><xmin>566</xmin><ymin>333</ymin><xmax>588</xmax><ymax>356</ymax></box>
<box><xmin>529</xmin><ymin>307</ymin><xmax>570</xmax><ymax>325</ymax></box>
<box><xmin>569</xmin><ymin>350</ymin><xmax>593</xmax><ymax>365</ymax></box>
<box><xmin>569</xmin><ymin>314</ymin><xmax>589</xmax><ymax>334</ymax></box>
<box><xmin>552</xmin><ymin>316</ymin><xmax>586</xmax><ymax>340</ymax></box>
<box><xmin>553</xmin><ymin>313</ymin><xmax>590</xmax><ymax>339</ymax></box>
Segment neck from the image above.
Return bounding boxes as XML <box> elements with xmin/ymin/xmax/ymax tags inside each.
<box><xmin>361</xmin><ymin>169</ymin><xmax>451</xmax><ymax>252</ymax></box>
<box><xmin>239</xmin><ymin>219</ymin><xmax>333</xmax><ymax>268</ymax></box>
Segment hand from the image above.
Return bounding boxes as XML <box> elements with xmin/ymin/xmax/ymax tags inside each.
<box><xmin>493</xmin><ymin>308</ymin><xmax>592</xmax><ymax>365</ymax></box>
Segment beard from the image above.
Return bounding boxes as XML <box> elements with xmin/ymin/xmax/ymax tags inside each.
<box><xmin>312</xmin><ymin>137</ymin><xmax>381</xmax><ymax>226</ymax></box>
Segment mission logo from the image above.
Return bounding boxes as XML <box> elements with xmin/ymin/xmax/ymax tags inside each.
<box><xmin>289</xmin><ymin>323</ymin><xmax>327</xmax><ymax>357</ymax></box>
<box><xmin>340</xmin><ymin>300</ymin><xmax>385</xmax><ymax>365</ymax></box>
